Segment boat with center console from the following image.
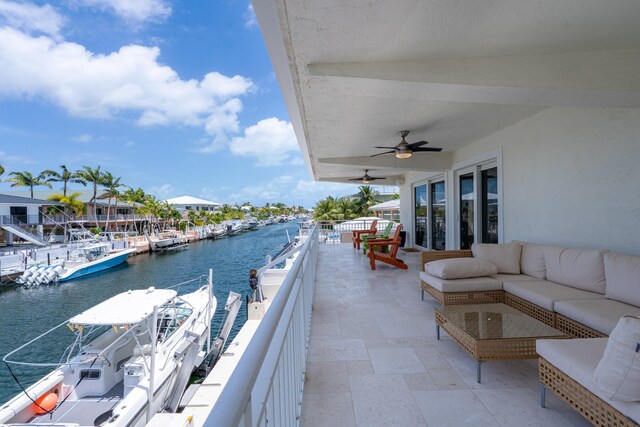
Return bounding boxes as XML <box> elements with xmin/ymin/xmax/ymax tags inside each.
<box><xmin>0</xmin><ymin>273</ymin><xmax>238</xmax><ymax>427</ymax></box>
<box><xmin>15</xmin><ymin>243</ymin><xmax>136</xmax><ymax>286</ymax></box>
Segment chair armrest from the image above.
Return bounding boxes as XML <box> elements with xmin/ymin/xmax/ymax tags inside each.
<box><xmin>419</xmin><ymin>249</ymin><xmax>473</xmax><ymax>271</ymax></box>
<box><xmin>368</xmin><ymin>239</ymin><xmax>399</xmax><ymax>249</ymax></box>
<box><xmin>353</xmin><ymin>229</ymin><xmax>377</xmax><ymax>238</ymax></box>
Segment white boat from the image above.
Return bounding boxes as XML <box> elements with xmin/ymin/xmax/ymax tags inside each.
<box><xmin>226</xmin><ymin>220</ymin><xmax>244</xmax><ymax>235</ymax></box>
<box><xmin>0</xmin><ymin>279</ymin><xmax>224</xmax><ymax>427</ymax></box>
<box><xmin>15</xmin><ymin>243</ymin><xmax>135</xmax><ymax>286</ymax></box>
<box><xmin>144</xmin><ymin>230</ymin><xmax>186</xmax><ymax>251</ymax></box>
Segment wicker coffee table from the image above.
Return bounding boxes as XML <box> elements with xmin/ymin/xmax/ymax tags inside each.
<box><xmin>435</xmin><ymin>303</ymin><xmax>568</xmax><ymax>383</ymax></box>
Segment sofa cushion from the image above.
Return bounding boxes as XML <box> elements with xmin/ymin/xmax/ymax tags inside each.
<box><xmin>519</xmin><ymin>242</ymin><xmax>548</xmax><ymax>279</ymax></box>
<box><xmin>420</xmin><ymin>272</ymin><xmax>502</xmax><ymax>293</ymax></box>
<box><xmin>472</xmin><ymin>242</ymin><xmax>521</xmax><ymax>274</ymax></box>
<box><xmin>544</xmin><ymin>246</ymin><xmax>606</xmax><ymax>294</ymax></box>
<box><xmin>554</xmin><ymin>299</ymin><xmax>640</xmax><ymax>336</ymax></box>
<box><xmin>425</xmin><ymin>258</ymin><xmax>497</xmax><ymax>279</ymax></box>
<box><xmin>491</xmin><ymin>273</ymin><xmax>542</xmax><ymax>284</ymax></box>
<box><xmin>537</xmin><ymin>338</ymin><xmax>608</xmax><ymax>394</ymax></box>
<box><xmin>503</xmin><ymin>280</ymin><xmax>605</xmax><ymax>311</ymax></box>
<box><xmin>537</xmin><ymin>338</ymin><xmax>640</xmax><ymax>424</ymax></box>
<box><xmin>604</xmin><ymin>252</ymin><xmax>640</xmax><ymax>307</ymax></box>
<box><xmin>594</xmin><ymin>317</ymin><xmax>640</xmax><ymax>401</ymax></box>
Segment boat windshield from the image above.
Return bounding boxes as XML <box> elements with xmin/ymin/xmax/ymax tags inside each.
<box><xmin>156</xmin><ymin>306</ymin><xmax>193</xmax><ymax>342</ymax></box>
<box><xmin>84</xmin><ymin>244</ymin><xmax>109</xmax><ymax>261</ymax></box>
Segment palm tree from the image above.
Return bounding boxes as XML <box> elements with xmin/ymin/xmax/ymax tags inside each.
<box><xmin>42</xmin><ymin>165</ymin><xmax>87</xmax><ymax>197</ymax></box>
<box><xmin>0</xmin><ymin>164</ymin><xmax>4</xmax><ymax>180</ymax></box>
<box><xmin>76</xmin><ymin>166</ymin><xmax>104</xmax><ymax>225</ymax></box>
<box><xmin>354</xmin><ymin>185</ymin><xmax>381</xmax><ymax>216</ymax></box>
<box><xmin>47</xmin><ymin>192</ymin><xmax>85</xmax><ymax>217</ymax></box>
<box><xmin>101</xmin><ymin>171</ymin><xmax>127</xmax><ymax>232</ymax></box>
<box><xmin>312</xmin><ymin>196</ymin><xmax>339</xmax><ymax>221</ymax></box>
<box><xmin>121</xmin><ymin>187</ymin><xmax>147</xmax><ymax>233</ymax></box>
<box><xmin>335</xmin><ymin>197</ymin><xmax>357</xmax><ymax>220</ymax></box>
<box><xmin>7</xmin><ymin>171</ymin><xmax>52</xmax><ymax>198</ymax></box>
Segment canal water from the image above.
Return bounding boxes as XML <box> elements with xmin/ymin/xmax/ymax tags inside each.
<box><xmin>0</xmin><ymin>221</ymin><xmax>300</xmax><ymax>404</ymax></box>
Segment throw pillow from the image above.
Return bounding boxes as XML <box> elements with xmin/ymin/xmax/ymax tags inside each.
<box><xmin>426</xmin><ymin>258</ymin><xmax>498</xmax><ymax>280</ymax></box>
<box><xmin>471</xmin><ymin>242</ymin><xmax>522</xmax><ymax>274</ymax></box>
<box><xmin>593</xmin><ymin>316</ymin><xmax>640</xmax><ymax>401</ymax></box>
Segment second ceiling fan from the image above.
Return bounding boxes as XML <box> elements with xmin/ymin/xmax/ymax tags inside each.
<box><xmin>371</xmin><ymin>130</ymin><xmax>442</xmax><ymax>159</ymax></box>
<box><xmin>348</xmin><ymin>169</ymin><xmax>386</xmax><ymax>184</ymax></box>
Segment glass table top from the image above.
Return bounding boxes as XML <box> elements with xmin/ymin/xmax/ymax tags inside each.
<box><xmin>436</xmin><ymin>303</ymin><xmax>567</xmax><ymax>340</ymax></box>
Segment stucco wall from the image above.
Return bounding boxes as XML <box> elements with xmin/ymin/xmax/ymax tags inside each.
<box><xmin>401</xmin><ymin>107</ymin><xmax>640</xmax><ymax>255</ymax></box>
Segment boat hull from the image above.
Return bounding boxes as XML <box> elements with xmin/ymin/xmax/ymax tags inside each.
<box><xmin>58</xmin><ymin>249</ymin><xmax>135</xmax><ymax>282</ymax></box>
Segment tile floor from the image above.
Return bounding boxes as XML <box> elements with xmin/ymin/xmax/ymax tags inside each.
<box><xmin>300</xmin><ymin>243</ymin><xmax>591</xmax><ymax>427</ymax></box>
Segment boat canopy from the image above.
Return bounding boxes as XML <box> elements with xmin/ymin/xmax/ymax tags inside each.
<box><xmin>69</xmin><ymin>288</ymin><xmax>177</xmax><ymax>326</ymax></box>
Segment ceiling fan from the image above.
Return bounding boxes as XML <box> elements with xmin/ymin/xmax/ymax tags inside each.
<box><xmin>348</xmin><ymin>169</ymin><xmax>386</xmax><ymax>184</ymax></box>
<box><xmin>371</xmin><ymin>130</ymin><xmax>442</xmax><ymax>159</ymax></box>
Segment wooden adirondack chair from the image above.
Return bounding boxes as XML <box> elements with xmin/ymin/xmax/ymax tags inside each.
<box><xmin>366</xmin><ymin>224</ymin><xmax>407</xmax><ymax>270</ymax></box>
<box><xmin>362</xmin><ymin>221</ymin><xmax>394</xmax><ymax>254</ymax></box>
<box><xmin>352</xmin><ymin>219</ymin><xmax>378</xmax><ymax>250</ymax></box>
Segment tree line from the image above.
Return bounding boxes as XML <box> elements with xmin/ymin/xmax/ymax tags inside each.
<box><xmin>312</xmin><ymin>186</ymin><xmax>397</xmax><ymax>221</ymax></box>
<box><xmin>0</xmin><ymin>164</ymin><xmax>307</xmax><ymax>230</ymax></box>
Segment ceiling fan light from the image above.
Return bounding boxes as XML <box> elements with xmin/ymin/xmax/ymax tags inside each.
<box><xmin>362</xmin><ymin>179</ymin><xmax>371</xmax><ymax>184</ymax></box>
<box><xmin>395</xmin><ymin>150</ymin><xmax>412</xmax><ymax>159</ymax></box>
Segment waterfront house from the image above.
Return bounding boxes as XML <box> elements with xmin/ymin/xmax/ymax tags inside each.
<box><xmin>0</xmin><ymin>194</ymin><xmax>56</xmax><ymax>245</ymax></box>
<box><xmin>5</xmin><ymin>190</ymin><xmax>142</xmax><ymax>232</ymax></box>
<box><xmin>163</xmin><ymin>195</ymin><xmax>222</xmax><ymax>212</ymax></box>
<box><xmin>248</xmin><ymin>1</ymin><xmax>640</xmax><ymax>426</ymax></box>
<box><xmin>369</xmin><ymin>199</ymin><xmax>400</xmax><ymax>222</ymax></box>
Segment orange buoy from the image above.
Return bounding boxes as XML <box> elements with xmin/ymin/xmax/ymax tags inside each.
<box><xmin>33</xmin><ymin>392</ymin><xmax>58</xmax><ymax>414</ymax></box>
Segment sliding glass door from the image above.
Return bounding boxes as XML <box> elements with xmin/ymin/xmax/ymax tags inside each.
<box><xmin>456</xmin><ymin>163</ymin><xmax>500</xmax><ymax>249</ymax></box>
<box><xmin>481</xmin><ymin>167</ymin><xmax>498</xmax><ymax>243</ymax></box>
<box><xmin>414</xmin><ymin>184</ymin><xmax>428</xmax><ymax>247</ymax></box>
<box><xmin>430</xmin><ymin>181</ymin><xmax>446</xmax><ymax>250</ymax></box>
<box><xmin>459</xmin><ymin>172</ymin><xmax>475</xmax><ymax>249</ymax></box>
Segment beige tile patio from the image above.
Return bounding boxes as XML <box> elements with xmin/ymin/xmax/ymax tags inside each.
<box><xmin>300</xmin><ymin>243</ymin><xmax>589</xmax><ymax>426</ymax></box>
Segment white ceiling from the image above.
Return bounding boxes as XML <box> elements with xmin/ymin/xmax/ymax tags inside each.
<box><xmin>254</xmin><ymin>0</ymin><xmax>640</xmax><ymax>184</ymax></box>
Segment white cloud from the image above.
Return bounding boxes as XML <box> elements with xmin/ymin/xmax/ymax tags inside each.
<box><xmin>0</xmin><ymin>0</ymin><xmax>64</xmax><ymax>39</ymax></box>
<box><xmin>76</xmin><ymin>0</ymin><xmax>171</xmax><ymax>23</ymax></box>
<box><xmin>147</xmin><ymin>183</ymin><xmax>175</xmax><ymax>199</ymax></box>
<box><xmin>72</xmin><ymin>133</ymin><xmax>92</xmax><ymax>143</ymax></box>
<box><xmin>244</xmin><ymin>4</ymin><xmax>257</xmax><ymax>28</ymax></box>
<box><xmin>0</xmin><ymin>150</ymin><xmax>36</xmax><ymax>165</ymax></box>
<box><xmin>0</xmin><ymin>27</ymin><xmax>253</xmax><ymax>139</ymax></box>
<box><xmin>228</xmin><ymin>117</ymin><xmax>299</xmax><ymax>166</ymax></box>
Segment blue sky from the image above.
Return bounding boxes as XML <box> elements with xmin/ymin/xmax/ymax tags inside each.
<box><xmin>0</xmin><ymin>0</ymin><xmax>361</xmax><ymax>207</ymax></box>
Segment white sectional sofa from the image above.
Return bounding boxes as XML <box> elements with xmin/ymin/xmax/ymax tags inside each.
<box><xmin>419</xmin><ymin>242</ymin><xmax>640</xmax><ymax>338</ymax></box>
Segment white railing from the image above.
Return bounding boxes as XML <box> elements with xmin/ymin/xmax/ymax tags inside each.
<box><xmin>202</xmin><ymin>226</ymin><xmax>318</xmax><ymax>427</ymax></box>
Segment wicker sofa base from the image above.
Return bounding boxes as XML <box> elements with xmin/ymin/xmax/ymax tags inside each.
<box><xmin>555</xmin><ymin>313</ymin><xmax>607</xmax><ymax>338</ymax></box>
<box><xmin>504</xmin><ymin>292</ymin><xmax>556</xmax><ymax>327</ymax></box>
<box><xmin>421</xmin><ymin>280</ymin><xmax>504</xmax><ymax>305</ymax></box>
<box><xmin>539</xmin><ymin>357</ymin><xmax>638</xmax><ymax>427</ymax></box>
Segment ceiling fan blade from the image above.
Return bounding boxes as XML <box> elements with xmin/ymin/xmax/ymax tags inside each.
<box><xmin>407</xmin><ymin>141</ymin><xmax>429</xmax><ymax>149</ymax></box>
<box><xmin>348</xmin><ymin>178</ymin><xmax>362</xmax><ymax>181</ymax></box>
<box><xmin>370</xmin><ymin>150</ymin><xmax>395</xmax><ymax>157</ymax></box>
<box><xmin>368</xmin><ymin>177</ymin><xmax>386</xmax><ymax>181</ymax></box>
<box><xmin>412</xmin><ymin>147</ymin><xmax>443</xmax><ymax>152</ymax></box>
<box><xmin>374</xmin><ymin>146</ymin><xmax>398</xmax><ymax>149</ymax></box>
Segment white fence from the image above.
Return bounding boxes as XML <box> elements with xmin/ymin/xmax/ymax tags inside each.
<box><xmin>202</xmin><ymin>226</ymin><xmax>318</xmax><ymax>426</ymax></box>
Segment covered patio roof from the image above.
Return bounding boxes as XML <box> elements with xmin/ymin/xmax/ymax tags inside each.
<box><xmin>254</xmin><ymin>0</ymin><xmax>640</xmax><ymax>185</ymax></box>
